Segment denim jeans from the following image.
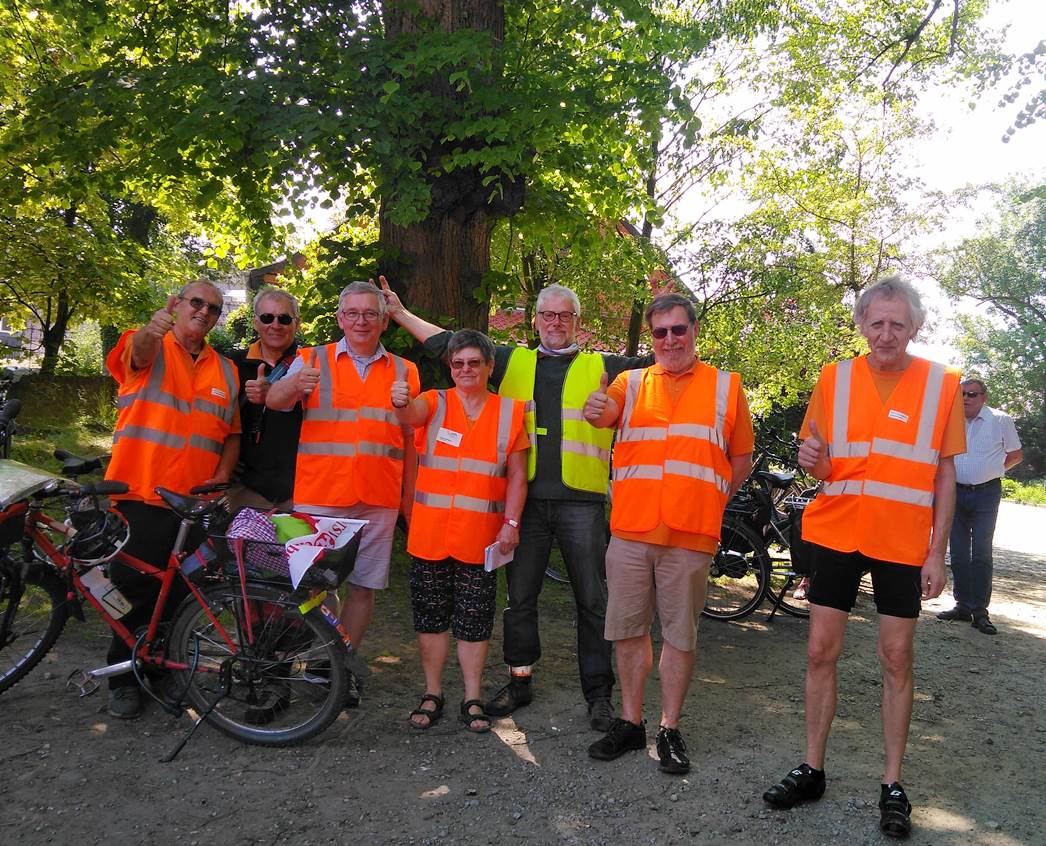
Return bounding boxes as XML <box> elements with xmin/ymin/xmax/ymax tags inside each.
<box><xmin>948</xmin><ymin>479</ymin><xmax>1002</xmax><ymax>613</ymax></box>
<box><xmin>501</xmin><ymin>499</ymin><xmax>615</xmax><ymax>702</ymax></box>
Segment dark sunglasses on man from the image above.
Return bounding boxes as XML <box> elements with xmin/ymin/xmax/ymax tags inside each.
<box><xmin>179</xmin><ymin>295</ymin><xmax>222</xmax><ymax>317</ymax></box>
<box><xmin>651</xmin><ymin>323</ymin><xmax>689</xmax><ymax>339</ymax></box>
<box><xmin>258</xmin><ymin>312</ymin><xmax>295</xmax><ymax>325</ymax></box>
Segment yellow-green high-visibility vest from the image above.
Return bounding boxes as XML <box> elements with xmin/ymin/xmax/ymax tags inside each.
<box><xmin>498</xmin><ymin>348</ymin><xmax>613</xmax><ymax>493</ymax></box>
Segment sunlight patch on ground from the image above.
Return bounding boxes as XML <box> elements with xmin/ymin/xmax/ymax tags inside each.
<box><xmin>419</xmin><ymin>784</ymin><xmax>450</xmax><ymax>799</ymax></box>
<box><xmin>920</xmin><ymin>806</ymin><xmax>1023</xmax><ymax>845</ymax></box>
<box><xmin>492</xmin><ymin>720</ymin><xmax>540</xmax><ymax>765</ymax></box>
<box><xmin>89</xmin><ymin>722</ymin><xmax>107</xmax><ymax>734</ymax></box>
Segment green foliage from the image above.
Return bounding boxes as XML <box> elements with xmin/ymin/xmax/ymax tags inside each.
<box><xmin>54</xmin><ymin>322</ymin><xmax>104</xmax><ymax>375</ymax></box>
<box><xmin>1001</xmin><ymin>478</ymin><xmax>1046</xmax><ymax>507</ymax></box>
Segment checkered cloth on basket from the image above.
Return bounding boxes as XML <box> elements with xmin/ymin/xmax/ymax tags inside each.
<box><xmin>226</xmin><ymin>508</ymin><xmax>290</xmax><ymax>578</ymax></box>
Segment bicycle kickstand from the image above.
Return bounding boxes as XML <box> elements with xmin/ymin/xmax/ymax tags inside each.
<box><xmin>161</xmin><ymin>657</ymin><xmax>233</xmax><ymax>763</ymax></box>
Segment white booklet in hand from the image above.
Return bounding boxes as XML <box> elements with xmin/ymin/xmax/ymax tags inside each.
<box><xmin>484</xmin><ymin>541</ymin><xmax>514</xmax><ymax>572</ymax></box>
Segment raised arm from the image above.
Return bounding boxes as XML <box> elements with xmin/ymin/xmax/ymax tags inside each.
<box><xmin>130</xmin><ymin>295</ymin><xmax>179</xmax><ymax>370</ymax></box>
<box><xmin>379</xmin><ymin>276</ymin><xmax>445</xmax><ymax>343</ymax></box>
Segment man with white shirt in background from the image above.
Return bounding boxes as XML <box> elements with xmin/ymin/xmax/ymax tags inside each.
<box><xmin>937</xmin><ymin>378</ymin><xmax>1023</xmax><ymax>636</ymax></box>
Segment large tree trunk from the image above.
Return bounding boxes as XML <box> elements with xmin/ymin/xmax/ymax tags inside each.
<box><xmin>39</xmin><ymin>291</ymin><xmax>73</xmax><ymax>376</ymax></box>
<box><xmin>378</xmin><ymin>0</ymin><xmax>522</xmax><ymax>330</ymax></box>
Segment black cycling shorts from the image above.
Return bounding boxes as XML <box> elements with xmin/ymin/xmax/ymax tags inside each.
<box><xmin>807</xmin><ymin>543</ymin><xmax>922</xmax><ymax>619</ymax></box>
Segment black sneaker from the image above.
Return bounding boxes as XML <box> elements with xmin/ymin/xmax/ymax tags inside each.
<box><xmin>655</xmin><ymin>726</ymin><xmax>690</xmax><ymax>774</ymax></box>
<box><xmin>587</xmin><ymin>697</ymin><xmax>615</xmax><ymax>732</ymax></box>
<box><xmin>588</xmin><ymin>718</ymin><xmax>647</xmax><ymax>761</ymax></box>
<box><xmin>971</xmin><ymin>614</ymin><xmax>997</xmax><ymax>635</ymax></box>
<box><xmin>344</xmin><ymin>670</ymin><xmax>362</xmax><ymax>708</ymax></box>
<box><xmin>879</xmin><ymin>782</ymin><xmax>912</xmax><ymax>838</ymax></box>
<box><xmin>763</xmin><ymin>763</ymin><xmax>826</xmax><ymax>809</ymax></box>
<box><xmin>485</xmin><ymin>675</ymin><xmax>532</xmax><ymax>717</ymax></box>
<box><xmin>107</xmin><ymin>685</ymin><xmax>142</xmax><ymax>720</ymax></box>
<box><xmin>936</xmin><ymin>606</ymin><xmax>972</xmax><ymax>622</ymax></box>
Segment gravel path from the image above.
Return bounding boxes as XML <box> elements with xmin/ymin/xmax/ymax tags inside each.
<box><xmin>2</xmin><ymin>502</ymin><xmax>1043</xmax><ymax>845</ymax></box>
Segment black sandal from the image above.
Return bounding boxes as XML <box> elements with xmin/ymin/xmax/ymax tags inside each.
<box><xmin>459</xmin><ymin>699</ymin><xmax>492</xmax><ymax>733</ymax></box>
<box><xmin>409</xmin><ymin>693</ymin><xmax>445</xmax><ymax>730</ymax></box>
<box><xmin>763</xmin><ymin>763</ymin><xmax>826</xmax><ymax>809</ymax></box>
<box><xmin>879</xmin><ymin>782</ymin><xmax>912</xmax><ymax>839</ymax></box>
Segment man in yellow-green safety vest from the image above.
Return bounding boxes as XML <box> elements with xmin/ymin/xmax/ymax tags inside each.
<box><xmin>381</xmin><ymin>279</ymin><xmax>652</xmax><ymax>730</ymax></box>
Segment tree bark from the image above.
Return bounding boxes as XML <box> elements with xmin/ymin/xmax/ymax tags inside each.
<box><xmin>378</xmin><ymin>0</ymin><xmax>522</xmax><ymax>330</ymax></box>
<box><xmin>39</xmin><ymin>290</ymin><xmax>73</xmax><ymax>375</ymax></box>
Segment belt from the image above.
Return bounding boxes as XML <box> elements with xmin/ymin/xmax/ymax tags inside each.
<box><xmin>956</xmin><ymin>479</ymin><xmax>1001</xmax><ymax>491</ymax></box>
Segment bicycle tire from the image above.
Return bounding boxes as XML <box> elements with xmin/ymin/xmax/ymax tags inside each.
<box><xmin>0</xmin><ymin>551</ymin><xmax>68</xmax><ymax>695</ymax></box>
<box><xmin>765</xmin><ymin>552</ymin><xmax>811</xmax><ymax>618</ymax></box>
<box><xmin>702</xmin><ymin>516</ymin><xmax>770</xmax><ymax>621</ymax></box>
<box><xmin>168</xmin><ymin>581</ymin><xmax>348</xmax><ymax>746</ymax></box>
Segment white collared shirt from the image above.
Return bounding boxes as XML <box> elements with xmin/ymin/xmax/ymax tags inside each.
<box><xmin>954</xmin><ymin>405</ymin><xmax>1022</xmax><ymax>485</ymax></box>
<box><xmin>287</xmin><ymin>340</ymin><xmax>389</xmax><ymax>380</ymax></box>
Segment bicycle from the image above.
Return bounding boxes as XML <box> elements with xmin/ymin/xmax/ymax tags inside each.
<box><xmin>0</xmin><ymin>405</ymin><xmax>363</xmax><ymax>752</ymax></box>
<box><xmin>703</xmin><ymin>452</ymin><xmax>817</xmax><ymax>622</ymax></box>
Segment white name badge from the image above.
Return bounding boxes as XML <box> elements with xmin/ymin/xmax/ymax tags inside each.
<box><xmin>436</xmin><ymin>427</ymin><xmax>463</xmax><ymax>447</ymax></box>
<box><xmin>887</xmin><ymin>409</ymin><xmax>909</xmax><ymax>423</ymax></box>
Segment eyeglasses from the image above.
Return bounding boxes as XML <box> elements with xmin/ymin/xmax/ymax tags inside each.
<box><xmin>179</xmin><ymin>296</ymin><xmax>222</xmax><ymax>317</ymax></box>
<box><xmin>962</xmin><ymin>391</ymin><xmax>984</xmax><ymax>398</ymax></box>
<box><xmin>258</xmin><ymin>312</ymin><xmax>294</xmax><ymax>325</ymax></box>
<box><xmin>537</xmin><ymin>310</ymin><xmax>577</xmax><ymax>323</ymax></box>
<box><xmin>340</xmin><ymin>309</ymin><xmax>381</xmax><ymax>323</ymax></box>
<box><xmin>651</xmin><ymin>323</ymin><xmax>690</xmax><ymax>339</ymax></box>
<box><xmin>450</xmin><ymin>358</ymin><xmax>486</xmax><ymax>371</ymax></box>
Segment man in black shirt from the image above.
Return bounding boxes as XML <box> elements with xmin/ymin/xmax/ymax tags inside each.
<box><xmin>382</xmin><ymin>278</ymin><xmax>651</xmax><ymax>730</ymax></box>
<box><xmin>227</xmin><ymin>287</ymin><xmax>303</xmax><ymax>511</ymax></box>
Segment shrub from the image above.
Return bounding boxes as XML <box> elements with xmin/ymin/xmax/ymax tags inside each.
<box><xmin>1001</xmin><ymin>478</ymin><xmax>1046</xmax><ymax>507</ymax></box>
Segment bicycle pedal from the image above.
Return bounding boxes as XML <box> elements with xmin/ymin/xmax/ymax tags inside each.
<box><xmin>66</xmin><ymin>668</ymin><xmax>100</xmax><ymax>698</ymax></box>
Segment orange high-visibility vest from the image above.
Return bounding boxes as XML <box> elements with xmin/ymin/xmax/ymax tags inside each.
<box><xmin>408</xmin><ymin>390</ymin><xmax>525</xmax><ymax>564</ymax></box>
<box><xmin>610</xmin><ymin>362</ymin><xmax>740</xmax><ymax>539</ymax></box>
<box><xmin>106</xmin><ymin>329</ymin><xmax>238</xmax><ymax>503</ymax></box>
<box><xmin>801</xmin><ymin>355</ymin><xmax>961</xmax><ymax>566</ymax></box>
<box><xmin>293</xmin><ymin>344</ymin><xmax>418</xmax><ymax>509</ymax></box>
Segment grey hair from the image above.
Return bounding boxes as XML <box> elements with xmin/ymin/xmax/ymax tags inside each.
<box><xmin>854</xmin><ymin>275</ymin><xmax>926</xmax><ymax>334</ymax></box>
<box><xmin>178</xmin><ymin>279</ymin><xmax>224</xmax><ymax>309</ymax></box>
<box><xmin>253</xmin><ymin>286</ymin><xmax>300</xmax><ymax>320</ymax></box>
<box><xmin>338</xmin><ymin>280</ymin><xmax>385</xmax><ymax>315</ymax></box>
<box><xmin>535</xmin><ymin>284</ymin><xmax>581</xmax><ymax>319</ymax></box>
<box><xmin>645</xmin><ymin>293</ymin><xmax>697</xmax><ymax>327</ymax></box>
<box><xmin>961</xmin><ymin>377</ymin><xmax>988</xmax><ymax>394</ymax></box>
<box><xmin>446</xmin><ymin>329</ymin><xmax>496</xmax><ymax>366</ymax></box>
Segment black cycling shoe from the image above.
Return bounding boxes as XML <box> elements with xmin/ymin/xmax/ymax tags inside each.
<box><xmin>763</xmin><ymin>763</ymin><xmax>826</xmax><ymax>809</ymax></box>
<box><xmin>485</xmin><ymin>675</ymin><xmax>532</xmax><ymax>717</ymax></box>
<box><xmin>343</xmin><ymin>670</ymin><xmax>362</xmax><ymax>708</ymax></box>
<box><xmin>655</xmin><ymin>726</ymin><xmax>690</xmax><ymax>775</ymax></box>
<box><xmin>879</xmin><ymin>782</ymin><xmax>913</xmax><ymax>838</ymax></box>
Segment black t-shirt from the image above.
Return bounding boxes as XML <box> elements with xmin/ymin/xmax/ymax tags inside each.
<box><xmin>228</xmin><ymin>342</ymin><xmax>303</xmax><ymax>503</ymax></box>
<box><xmin>423</xmin><ymin>331</ymin><xmax>653</xmax><ymax>501</ymax></box>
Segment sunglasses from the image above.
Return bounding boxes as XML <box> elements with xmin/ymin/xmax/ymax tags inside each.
<box><xmin>450</xmin><ymin>358</ymin><xmax>486</xmax><ymax>371</ymax></box>
<box><xmin>258</xmin><ymin>312</ymin><xmax>294</xmax><ymax>325</ymax></box>
<box><xmin>962</xmin><ymin>391</ymin><xmax>984</xmax><ymax>398</ymax></box>
<box><xmin>651</xmin><ymin>323</ymin><xmax>689</xmax><ymax>339</ymax></box>
<box><xmin>179</xmin><ymin>296</ymin><xmax>222</xmax><ymax>317</ymax></box>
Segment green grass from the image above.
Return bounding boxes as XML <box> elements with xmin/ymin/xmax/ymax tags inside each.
<box><xmin>1002</xmin><ymin>478</ymin><xmax>1046</xmax><ymax>507</ymax></box>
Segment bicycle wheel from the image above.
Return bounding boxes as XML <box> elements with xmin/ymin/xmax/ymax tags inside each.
<box><xmin>0</xmin><ymin>550</ymin><xmax>68</xmax><ymax>695</ymax></box>
<box><xmin>702</xmin><ymin>516</ymin><xmax>770</xmax><ymax>621</ymax></box>
<box><xmin>168</xmin><ymin>581</ymin><xmax>348</xmax><ymax>746</ymax></box>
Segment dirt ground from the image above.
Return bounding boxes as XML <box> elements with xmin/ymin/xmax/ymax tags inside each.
<box><xmin>2</xmin><ymin>502</ymin><xmax>1043</xmax><ymax>846</ymax></box>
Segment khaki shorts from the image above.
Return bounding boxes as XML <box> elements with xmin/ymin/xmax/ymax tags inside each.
<box><xmin>294</xmin><ymin>502</ymin><xmax>398</xmax><ymax>590</ymax></box>
<box><xmin>604</xmin><ymin>536</ymin><xmax>712</xmax><ymax>651</ymax></box>
<box><xmin>225</xmin><ymin>483</ymin><xmax>294</xmax><ymax>514</ymax></box>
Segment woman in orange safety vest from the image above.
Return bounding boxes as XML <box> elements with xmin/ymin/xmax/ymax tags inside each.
<box><xmin>392</xmin><ymin>330</ymin><xmax>528</xmax><ymax>734</ymax></box>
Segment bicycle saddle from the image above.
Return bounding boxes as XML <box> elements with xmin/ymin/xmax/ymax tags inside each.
<box><xmin>755</xmin><ymin>470</ymin><xmax>795</xmax><ymax>489</ymax></box>
<box><xmin>155</xmin><ymin>487</ymin><xmax>226</xmax><ymax>519</ymax></box>
<box><xmin>54</xmin><ymin>449</ymin><xmax>103</xmax><ymax>478</ymax></box>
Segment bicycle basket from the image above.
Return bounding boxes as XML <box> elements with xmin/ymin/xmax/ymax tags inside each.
<box><xmin>64</xmin><ymin>506</ymin><xmax>130</xmax><ymax>565</ymax></box>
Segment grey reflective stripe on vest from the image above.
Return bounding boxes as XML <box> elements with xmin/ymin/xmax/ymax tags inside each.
<box><xmin>822</xmin><ymin>480</ymin><xmax>865</xmax><ymax>497</ymax></box>
<box><xmin>189</xmin><ymin>434</ymin><xmax>223</xmax><ymax>455</ymax></box>
<box><xmin>113</xmin><ymin>425</ymin><xmax>186</xmax><ymax>450</ymax></box>
<box><xmin>619</xmin><ymin>367</ymin><xmax>729</xmax><ymax>451</ymax></box>
<box><xmin>306</xmin><ymin>408</ymin><xmax>358</xmax><ymax>422</ymax></box>
<box><xmin>831</xmin><ymin>359</ymin><xmax>945</xmax><ymax>465</ymax></box>
<box><xmin>620</xmin><ymin>369</ymin><xmax>643</xmax><ymax>431</ymax></box>
<box><xmin>299</xmin><ymin>441</ymin><xmax>356</xmax><ymax>456</ymax></box>
<box><xmin>667</xmin><ymin>422</ymin><xmax>724</xmax><ymax>450</ymax></box>
<box><xmin>314</xmin><ymin>346</ymin><xmax>333</xmax><ymax>411</ymax></box>
<box><xmin>562</xmin><ymin>440</ymin><xmax>611</xmax><ymax>462</ymax></box>
<box><xmin>822</xmin><ymin>479</ymin><xmax>932</xmax><ymax>507</ymax></box>
<box><xmin>117</xmin><ymin>347</ymin><xmax>192</xmax><ymax>413</ymax></box>
<box><xmin>714</xmin><ymin>369</ymin><xmax>731</xmax><ymax>434</ymax></box>
<box><xmin>358</xmin><ymin>441</ymin><xmax>404</xmax><ymax>459</ymax></box>
<box><xmin>415</xmin><ymin>491</ymin><xmax>453</xmax><ymax>508</ymax></box>
<box><xmin>612</xmin><ymin>464</ymin><xmax>663</xmax><ymax>481</ymax></box>
<box><xmin>664</xmin><ymin>459</ymin><xmax>729</xmax><ymax>494</ymax></box>
<box><xmin>360</xmin><ymin>406</ymin><xmax>398</xmax><ymax>424</ymax></box>
<box><xmin>562</xmin><ymin>408</ymin><xmax>586</xmax><ymax>422</ymax></box>
<box><xmin>616</xmin><ymin>425</ymin><xmax>667</xmax><ymax>443</ymax></box>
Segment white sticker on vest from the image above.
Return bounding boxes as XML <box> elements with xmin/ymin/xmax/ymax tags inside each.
<box><xmin>887</xmin><ymin>409</ymin><xmax>909</xmax><ymax>423</ymax></box>
<box><xmin>211</xmin><ymin>388</ymin><xmax>227</xmax><ymax>400</ymax></box>
<box><xmin>436</xmin><ymin>427</ymin><xmax>463</xmax><ymax>447</ymax></box>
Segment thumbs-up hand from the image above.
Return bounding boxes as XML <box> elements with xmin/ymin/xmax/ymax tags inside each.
<box><xmin>391</xmin><ymin>379</ymin><xmax>411</xmax><ymax>409</ymax></box>
<box><xmin>245</xmin><ymin>362</ymin><xmax>269</xmax><ymax>405</ymax></box>
<box><xmin>376</xmin><ymin>275</ymin><xmax>404</xmax><ymax>317</ymax></box>
<box><xmin>583</xmin><ymin>371</ymin><xmax>610</xmax><ymax>422</ymax></box>
<box><xmin>144</xmin><ymin>294</ymin><xmax>178</xmax><ymax>341</ymax></box>
<box><xmin>297</xmin><ymin>364</ymin><xmax>321</xmax><ymax>396</ymax></box>
<box><xmin>798</xmin><ymin>420</ymin><xmax>829</xmax><ymax>474</ymax></box>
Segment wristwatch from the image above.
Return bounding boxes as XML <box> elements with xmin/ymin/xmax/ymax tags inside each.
<box><xmin>504</xmin><ymin>518</ymin><xmax>520</xmax><ymax>528</ymax></box>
